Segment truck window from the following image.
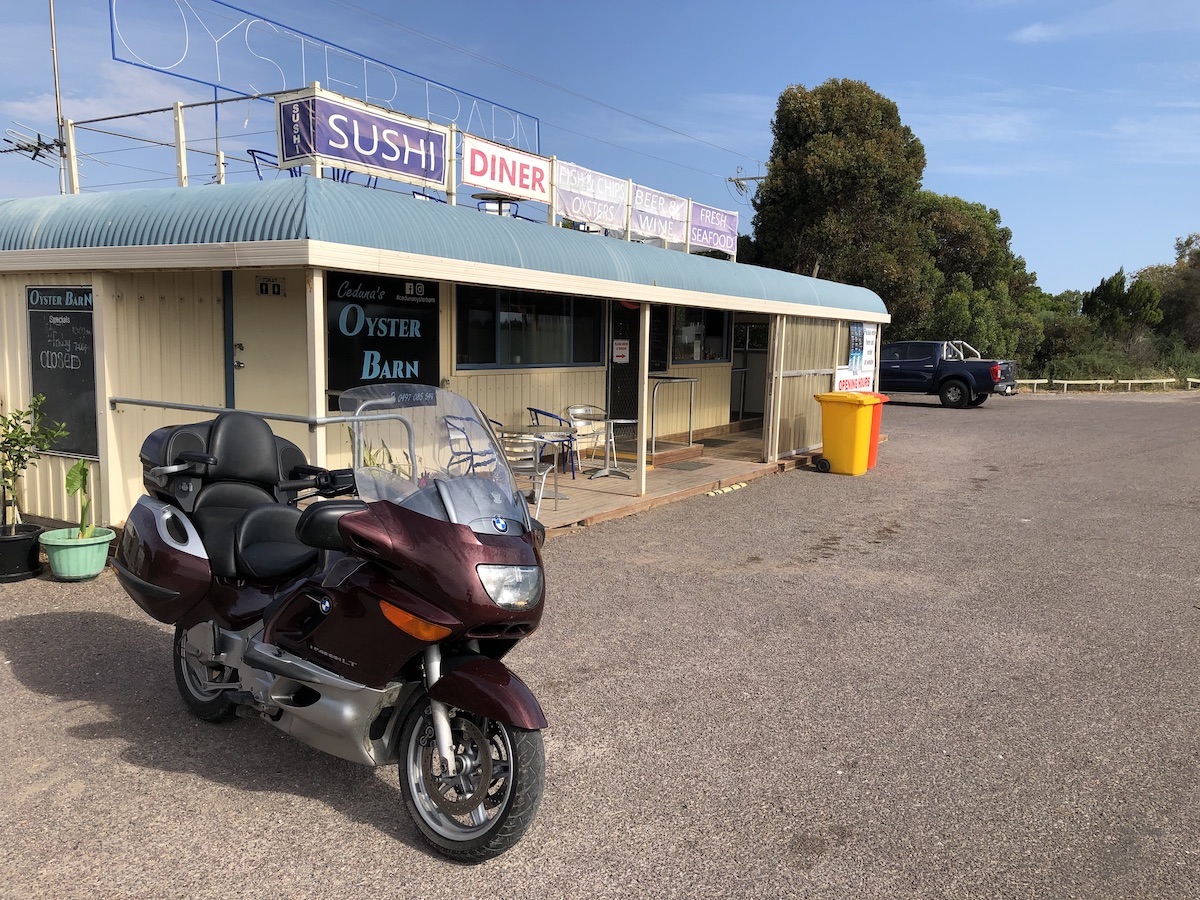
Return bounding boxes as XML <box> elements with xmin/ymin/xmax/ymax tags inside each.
<box><xmin>905</xmin><ymin>344</ymin><xmax>934</xmax><ymax>361</ymax></box>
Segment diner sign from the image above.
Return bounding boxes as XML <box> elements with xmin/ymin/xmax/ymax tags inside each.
<box><xmin>554</xmin><ymin>161</ymin><xmax>629</xmax><ymax>235</ymax></box>
<box><xmin>630</xmin><ymin>184</ymin><xmax>688</xmax><ymax>246</ymax></box>
<box><xmin>461</xmin><ymin>134</ymin><xmax>551</xmax><ymax>203</ymax></box>
<box><xmin>689</xmin><ymin>202</ymin><xmax>739</xmax><ymax>258</ymax></box>
<box><xmin>276</xmin><ymin>87</ymin><xmax>450</xmax><ymax>189</ymax></box>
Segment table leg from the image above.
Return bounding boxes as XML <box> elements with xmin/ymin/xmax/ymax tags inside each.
<box><xmin>588</xmin><ymin>421</ymin><xmax>631</xmax><ymax>479</ymax></box>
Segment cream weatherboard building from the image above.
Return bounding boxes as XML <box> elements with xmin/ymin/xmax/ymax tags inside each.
<box><xmin>0</xmin><ymin>177</ymin><xmax>888</xmax><ymax>528</ymax></box>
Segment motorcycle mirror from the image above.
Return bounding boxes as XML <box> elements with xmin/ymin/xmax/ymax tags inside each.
<box><xmin>529</xmin><ymin>518</ymin><xmax>546</xmax><ymax>549</ymax></box>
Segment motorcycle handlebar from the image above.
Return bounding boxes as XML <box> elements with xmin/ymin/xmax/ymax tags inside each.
<box><xmin>279</xmin><ymin>477</ymin><xmax>317</xmax><ymax>492</ymax></box>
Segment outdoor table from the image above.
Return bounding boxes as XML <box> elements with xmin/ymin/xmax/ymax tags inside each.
<box><xmin>572</xmin><ymin>413</ymin><xmax>636</xmax><ymax>479</ymax></box>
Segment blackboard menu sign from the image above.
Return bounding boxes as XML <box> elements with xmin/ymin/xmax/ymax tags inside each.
<box><xmin>326</xmin><ymin>272</ymin><xmax>440</xmax><ymax>410</ymax></box>
<box><xmin>26</xmin><ymin>286</ymin><xmax>98</xmax><ymax>458</ymax></box>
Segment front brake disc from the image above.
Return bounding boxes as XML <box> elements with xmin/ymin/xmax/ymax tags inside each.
<box><xmin>422</xmin><ymin>718</ymin><xmax>493</xmax><ymax>817</ymax></box>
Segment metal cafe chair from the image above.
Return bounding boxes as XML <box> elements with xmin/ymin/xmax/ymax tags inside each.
<box><xmin>445</xmin><ymin>414</ymin><xmax>497</xmax><ymax>475</ymax></box>
<box><xmin>565</xmin><ymin>404</ymin><xmax>609</xmax><ymax>470</ymax></box>
<box><xmin>499</xmin><ymin>433</ymin><xmax>553</xmax><ymax>517</ymax></box>
<box><xmin>527</xmin><ymin>407</ymin><xmax>577</xmax><ymax>478</ymax></box>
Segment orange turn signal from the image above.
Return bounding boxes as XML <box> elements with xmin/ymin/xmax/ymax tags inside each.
<box><xmin>378</xmin><ymin>600</ymin><xmax>452</xmax><ymax>641</ymax></box>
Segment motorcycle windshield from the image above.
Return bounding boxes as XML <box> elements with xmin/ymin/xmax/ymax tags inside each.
<box><xmin>338</xmin><ymin>384</ymin><xmax>528</xmax><ymax>533</ymax></box>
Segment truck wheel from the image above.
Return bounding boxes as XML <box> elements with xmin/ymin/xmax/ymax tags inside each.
<box><xmin>939</xmin><ymin>380</ymin><xmax>970</xmax><ymax>409</ymax></box>
<box><xmin>968</xmin><ymin>394</ymin><xmax>989</xmax><ymax>407</ymax></box>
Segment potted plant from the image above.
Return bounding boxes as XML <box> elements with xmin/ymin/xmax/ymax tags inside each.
<box><xmin>0</xmin><ymin>394</ymin><xmax>67</xmax><ymax>582</ymax></box>
<box><xmin>39</xmin><ymin>459</ymin><xmax>117</xmax><ymax>581</ymax></box>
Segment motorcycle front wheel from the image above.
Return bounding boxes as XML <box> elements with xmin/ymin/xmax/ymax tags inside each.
<box><xmin>398</xmin><ymin>699</ymin><xmax>545</xmax><ymax>863</ymax></box>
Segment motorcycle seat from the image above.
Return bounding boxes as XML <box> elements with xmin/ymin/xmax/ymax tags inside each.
<box><xmin>189</xmin><ymin>411</ymin><xmax>310</xmax><ymax>579</ymax></box>
<box><xmin>235</xmin><ymin>504</ymin><xmax>318</xmax><ymax>581</ymax></box>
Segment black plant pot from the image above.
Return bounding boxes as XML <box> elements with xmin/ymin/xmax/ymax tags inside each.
<box><xmin>0</xmin><ymin>524</ymin><xmax>45</xmax><ymax>582</ymax></box>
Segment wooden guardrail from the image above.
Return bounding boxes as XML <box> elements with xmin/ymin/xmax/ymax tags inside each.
<box><xmin>1011</xmin><ymin>377</ymin><xmax>1197</xmax><ymax>394</ymax></box>
<box><xmin>1116</xmin><ymin>378</ymin><xmax>1176</xmax><ymax>391</ymax></box>
<box><xmin>1055</xmin><ymin>379</ymin><xmax>1116</xmax><ymax>393</ymax></box>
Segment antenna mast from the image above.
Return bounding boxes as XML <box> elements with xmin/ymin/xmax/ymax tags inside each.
<box><xmin>49</xmin><ymin>0</ymin><xmax>66</xmax><ymax>194</ymax></box>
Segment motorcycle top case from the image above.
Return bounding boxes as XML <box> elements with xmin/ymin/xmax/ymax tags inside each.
<box><xmin>114</xmin><ymin>496</ymin><xmax>212</xmax><ymax>624</ymax></box>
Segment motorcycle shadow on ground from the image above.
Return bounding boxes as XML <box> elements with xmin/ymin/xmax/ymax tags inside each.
<box><xmin>0</xmin><ymin>610</ymin><xmax>427</xmax><ymax>853</ymax></box>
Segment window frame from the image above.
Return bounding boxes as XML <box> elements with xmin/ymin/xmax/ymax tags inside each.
<box><xmin>454</xmin><ymin>284</ymin><xmax>606</xmax><ymax>370</ymax></box>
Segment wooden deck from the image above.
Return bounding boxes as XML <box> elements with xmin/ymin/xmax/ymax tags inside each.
<box><xmin>536</xmin><ymin>426</ymin><xmax>814</xmax><ymax>534</ymax></box>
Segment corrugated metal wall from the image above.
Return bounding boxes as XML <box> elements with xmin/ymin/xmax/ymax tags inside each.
<box><xmin>1</xmin><ymin>270</ymin><xmax>226</xmax><ymax>527</ymax></box>
<box><xmin>447</xmin><ymin>369</ymin><xmax>608</xmax><ymax>430</ymax></box>
<box><xmin>776</xmin><ymin>316</ymin><xmax>841</xmax><ymax>455</ymax></box>
<box><xmin>0</xmin><ymin>272</ymin><xmax>92</xmax><ymax>525</ymax></box>
<box><xmin>649</xmin><ymin>363</ymin><xmax>732</xmax><ymax>440</ymax></box>
<box><xmin>103</xmin><ymin>271</ymin><xmax>226</xmax><ymax>524</ymax></box>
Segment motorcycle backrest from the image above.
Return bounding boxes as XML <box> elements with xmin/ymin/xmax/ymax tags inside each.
<box><xmin>139</xmin><ymin>413</ymin><xmax>308</xmax><ymax>512</ymax></box>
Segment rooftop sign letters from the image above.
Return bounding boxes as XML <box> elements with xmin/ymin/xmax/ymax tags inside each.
<box><xmin>554</xmin><ymin>161</ymin><xmax>629</xmax><ymax>237</ymax></box>
<box><xmin>689</xmin><ymin>202</ymin><xmax>739</xmax><ymax>257</ymax></box>
<box><xmin>461</xmin><ymin>135</ymin><xmax>551</xmax><ymax>204</ymax></box>
<box><xmin>108</xmin><ymin>0</ymin><xmax>539</xmax><ymax>152</ymax></box>
<box><xmin>276</xmin><ymin>87</ymin><xmax>450</xmax><ymax>189</ymax></box>
<box><xmin>631</xmin><ymin>184</ymin><xmax>688</xmax><ymax>247</ymax></box>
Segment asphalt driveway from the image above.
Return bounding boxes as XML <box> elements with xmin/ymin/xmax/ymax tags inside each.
<box><xmin>1</xmin><ymin>390</ymin><xmax>1197</xmax><ymax>899</ymax></box>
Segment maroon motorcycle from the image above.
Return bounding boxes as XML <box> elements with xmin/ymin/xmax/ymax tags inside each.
<box><xmin>113</xmin><ymin>384</ymin><xmax>547</xmax><ymax>862</ymax></box>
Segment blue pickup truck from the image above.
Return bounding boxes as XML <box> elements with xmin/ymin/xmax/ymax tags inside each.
<box><xmin>879</xmin><ymin>340</ymin><xmax>1017</xmax><ymax>408</ymax></box>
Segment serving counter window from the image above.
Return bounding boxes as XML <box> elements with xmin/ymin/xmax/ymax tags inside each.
<box><xmin>456</xmin><ymin>286</ymin><xmax>604</xmax><ymax>368</ymax></box>
<box><xmin>672</xmin><ymin>307</ymin><xmax>731</xmax><ymax>363</ymax></box>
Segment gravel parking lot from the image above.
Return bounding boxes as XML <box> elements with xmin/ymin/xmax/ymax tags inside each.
<box><xmin>1</xmin><ymin>390</ymin><xmax>1198</xmax><ymax>899</ymax></box>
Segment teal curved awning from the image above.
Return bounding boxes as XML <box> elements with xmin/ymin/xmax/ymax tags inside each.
<box><xmin>0</xmin><ymin>177</ymin><xmax>888</xmax><ymax>319</ymax></box>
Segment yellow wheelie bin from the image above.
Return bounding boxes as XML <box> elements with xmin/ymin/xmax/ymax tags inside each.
<box><xmin>814</xmin><ymin>392</ymin><xmax>881</xmax><ymax>475</ymax></box>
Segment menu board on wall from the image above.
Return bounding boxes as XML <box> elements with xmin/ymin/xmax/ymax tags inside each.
<box><xmin>26</xmin><ymin>286</ymin><xmax>98</xmax><ymax>457</ymax></box>
<box><xmin>326</xmin><ymin>272</ymin><xmax>440</xmax><ymax>410</ymax></box>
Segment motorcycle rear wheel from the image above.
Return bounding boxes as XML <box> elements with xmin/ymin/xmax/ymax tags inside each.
<box><xmin>172</xmin><ymin>625</ymin><xmax>238</xmax><ymax>722</ymax></box>
<box><xmin>399</xmin><ymin>699</ymin><xmax>544</xmax><ymax>863</ymax></box>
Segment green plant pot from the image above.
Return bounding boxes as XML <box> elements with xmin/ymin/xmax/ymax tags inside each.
<box><xmin>39</xmin><ymin>527</ymin><xmax>116</xmax><ymax>582</ymax></box>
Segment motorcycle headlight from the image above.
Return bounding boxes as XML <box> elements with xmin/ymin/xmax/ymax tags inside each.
<box><xmin>477</xmin><ymin>565</ymin><xmax>543</xmax><ymax>610</ymax></box>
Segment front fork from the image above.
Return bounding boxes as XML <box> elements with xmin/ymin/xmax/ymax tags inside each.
<box><xmin>423</xmin><ymin>646</ymin><xmax>459</xmax><ymax>776</ymax></box>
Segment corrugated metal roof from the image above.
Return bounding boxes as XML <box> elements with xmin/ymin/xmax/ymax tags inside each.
<box><xmin>0</xmin><ymin>178</ymin><xmax>887</xmax><ymax>317</ymax></box>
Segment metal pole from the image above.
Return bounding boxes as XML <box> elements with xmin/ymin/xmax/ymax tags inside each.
<box><xmin>48</xmin><ymin>0</ymin><xmax>66</xmax><ymax>194</ymax></box>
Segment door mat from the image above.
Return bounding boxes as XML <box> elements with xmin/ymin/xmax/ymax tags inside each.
<box><xmin>699</xmin><ymin>439</ymin><xmax>737</xmax><ymax>447</ymax></box>
<box><xmin>659</xmin><ymin>460</ymin><xmax>712</xmax><ymax>471</ymax></box>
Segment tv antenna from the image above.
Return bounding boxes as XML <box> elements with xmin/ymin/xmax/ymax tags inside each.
<box><xmin>728</xmin><ymin>166</ymin><xmax>767</xmax><ymax>195</ymax></box>
<box><xmin>1</xmin><ymin>126</ymin><xmax>62</xmax><ymax>167</ymax></box>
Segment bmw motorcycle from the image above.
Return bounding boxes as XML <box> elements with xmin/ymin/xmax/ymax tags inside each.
<box><xmin>113</xmin><ymin>384</ymin><xmax>547</xmax><ymax>862</ymax></box>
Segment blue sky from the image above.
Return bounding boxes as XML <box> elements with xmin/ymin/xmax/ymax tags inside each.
<box><xmin>1</xmin><ymin>0</ymin><xmax>1198</xmax><ymax>295</ymax></box>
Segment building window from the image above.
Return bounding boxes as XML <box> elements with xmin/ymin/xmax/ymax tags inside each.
<box><xmin>456</xmin><ymin>286</ymin><xmax>603</xmax><ymax>368</ymax></box>
<box><xmin>672</xmin><ymin>307</ymin><xmax>730</xmax><ymax>362</ymax></box>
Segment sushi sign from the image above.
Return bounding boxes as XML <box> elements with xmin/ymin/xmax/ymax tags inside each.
<box><xmin>277</xmin><ymin>86</ymin><xmax>450</xmax><ymax>190</ymax></box>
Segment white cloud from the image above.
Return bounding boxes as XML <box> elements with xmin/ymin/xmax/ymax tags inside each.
<box><xmin>1110</xmin><ymin>111</ymin><xmax>1200</xmax><ymax>164</ymax></box>
<box><xmin>1011</xmin><ymin>0</ymin><xmax>1200</xmax><ymax>42</ymax></box>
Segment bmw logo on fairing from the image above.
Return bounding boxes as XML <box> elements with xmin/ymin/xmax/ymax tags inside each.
<box><xmin>319</xmin><ymin>597</ymin><xmax>332</xmax><ymax>615</ymax></box>
<box><xmin>493</xmin><ymin>516</ymin><xmax>508</xmax><ymax>533</ymax></box>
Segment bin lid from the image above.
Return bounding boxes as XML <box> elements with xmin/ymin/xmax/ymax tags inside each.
<box><xmin>814</xmin><ymin>391</ymin><xmax>881</xmax><ymax>406</ymax></box>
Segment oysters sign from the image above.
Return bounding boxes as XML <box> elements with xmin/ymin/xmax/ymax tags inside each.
<box><xmin>277</xmin><ymin>87</ymin><xmax>450</xmax><ymax>190</ymax></box>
